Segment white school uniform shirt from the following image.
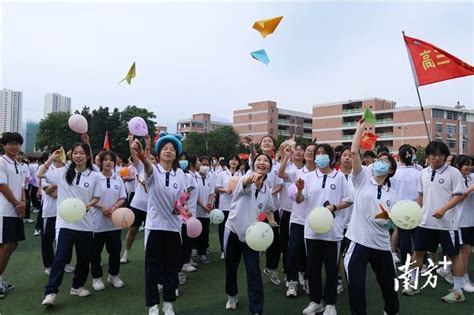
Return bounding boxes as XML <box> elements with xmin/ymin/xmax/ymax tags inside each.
<box><xmin>45</xmin><ymin>166</ymin><xmax>102</xmax><ymax>232</ymax></box>
<box><xmin>225</xmin><ymin>176</ymin><xmax>276</xmax><ymax>242</ymax></box>
<box><xmin>345</xmin><ymin>169</ymin><xmax>397</xmax><ymax>251</ymax></box>
<box><xmin>286</xmin><ymin>166</ymin><xmax>315</xmax><ymax>226</ymax></box>
<box><xmin>0</xmin><ymin>155</ymin><xmax>24</xmax><ymax>217</ymax></box>
<box><xmin>195</xmin><ymin>172</ymin><xmax>215</xmax><ymax>218</ymax></box>
<box><xmin>130</xmin><ymin>162</ymin><xmax>148</xmax><ymax>212</ymax></box>
<box><xmin>279</xmin><ymin>163</ymin><xmax>298</xmax><ymax>212</ymax></box>
<box><xmin>391</xmin><ymin>165</ymin><xmax>421</xmax><ymax>202</ymax></box>
<box><xmin>417</xmin><ymin>164</ymin><xmax>465</xmax><ymax>231</ymax></box>
<box><xmin>145</xmin><ymin>163</ymin><xmax>185</xmax><ymax>233</ymax></box>
<box><xmin>92</xmin><ymin>174</ymin><xmax>127</xmax><ymax>233</ymax></box>
<box><xmin>29</xmin><ymin>162</ymin><xmax>40</xmax><ymax>187</ymax></box>
<box><xmin>302</xmin><ymin>169</ymin><xmax>351</xmax><ymax>241</ymax></box>
<box><xmin>41</xmin><ymin>164</ymin><xmax>62</xmax><ymax>218</ymax></box>
<box><xmin>459</xmin><ymin>175</ymin><xmax>474</xmax><ymax>228</ymax></box>
<box><xmin>341</xmin><ymin>171</ymin><xmax>355</xmax><ymax>229</ymax></box>
<box><xmin>245</xmin><ymin>159</ymin><xmax>283</xmax><ymax>210</ymax></box>
<box><xmin>18</xmin><ymin>162</ymin><xmax>30</xmax><ymax>188</ymax></box>
<box><xmin>216</xmin><ymin>169</ymin><xmax>240</xmax><ymax>211</ymax></box>
<box><xmin>184</xmin><ymin>171</ymin><xmax>199</xmax><ymax>217</ymax></box>
<box><xmin>124</xmin><ymin>165</ymin><xmax>136</xmax><ymax>194</ymax></box>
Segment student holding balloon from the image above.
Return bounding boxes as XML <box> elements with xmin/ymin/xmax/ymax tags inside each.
<box><xmin>295</xmin><ymin>143</ymin><xmax>351</xmax><ymax>315</ymax></box>
<box><xmin>90</xmin><ymin>151</ymin><xmax>127</xmax><ymax>291</ymax></box>
<box><xmin>224</xmin><ymin>153</ymin><xmax>275</xmax><ymax>314</ymax></box>
<box><xmin>38</xmin><ymin>142</ymin><xmax>102</xmax><ymax>306</ymax></box>
<box><xmin>343</xmin><ymin>119</ymin><xmax>399</xmax><ymax>315</ymax></box>
<box><xmin>131</xmin><ymin>134</ymin><xmax>186</xmax><ymax>315</ymax></box>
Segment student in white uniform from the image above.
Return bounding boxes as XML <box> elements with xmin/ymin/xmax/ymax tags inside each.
<box><xmin>224</xmin><ymin>153</ymin><xmax>275</xmax><ymax>314</ymax></box>
<box><xmin>39</xmin><ymin>142</ymin><xmax>102</xmax><ymax>306</ymax></box>
<box><xmin>90</xmin><ymin>151</ymin><xmax>127</xmax><ymax>291</ymax></box>
<box><xmin>404</xmin><ymin>141</ymin><xmax>466</xmax><ymax>303</ymax></box>
<box><xmin>344</xmin><ymin>119</ymin><xmax>399</xmax><ymax>315</ymax></box>
<box><xmin>123</xmin><ymin>158</ymin><xmax>136</xmax><ymax>206</ymax></box>
<box><xmin>215</xmin><ymin>155</ymin><xmax>241</xmax><ymax>260</ymax></box>
<box><xmin>0</xmin><ymin>132</ymin><xmax>27</xmax><ymax>299</ymax></box>
<box><xmin>16</xmin><ymin>151</ymin><xmax>34</xmax><ymax>224</ymax></box>
<box><xmin>131</xmin><ymin>134</ymin><xmax>186</xmax><ymax>315</ymax></box>
<box><xmin>454</xmin><ymin>155</ymin><xmax>474</xmax><ymax>292</ymax></box>
<box><xmin>296</xmin><ymin>143</ymin><xmax>352</xmax><ymax>315</ymax></box>
<box><xmin>278</xmin><ymin>143</ymin><xmax>317</xmax><ymax>297</ymax></box>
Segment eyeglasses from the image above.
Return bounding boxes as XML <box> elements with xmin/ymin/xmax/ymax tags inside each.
<box><xmin>428</xmin><ymin>154</ymin><xmax>444</xmax><ymax>159</ymax></box>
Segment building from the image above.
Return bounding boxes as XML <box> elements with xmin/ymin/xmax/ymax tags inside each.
<box><xmin>0</xmin><ymin>89</ymin><xmax>23</xmax><ymax>133</ymax></box>
<box><xmin>44</xmin><ymin>93</ymin><xmax>71</xmax><ymax>117</ymax></box>
<box><xmin>177</xmin><ymin>113</ymin><xmax>232</xmax><ymax>138</ymax></box>
<box><xmin>312</xmin><ymin>97</ymin><xmax>474</xmax><ymax>155</ymax></box>
<box><xmin>25</xmin><ymin>121</ymin><xmax>40</xmax><ymax>154</ymax></box>
<box><xmin>233</xmin><ymin>101</ymin><xmax>313</xmax><ymax>142</ymax></box>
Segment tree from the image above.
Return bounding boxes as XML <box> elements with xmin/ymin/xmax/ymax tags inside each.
<box><xmin>36</xmin><ymin>112</ymin><xmax>80</xmax><ymax>151</ymax></box>
<box><xmin>183</xmin><ymin>126</ymin><xmax>240</xmax><ymax>158</ymax></box>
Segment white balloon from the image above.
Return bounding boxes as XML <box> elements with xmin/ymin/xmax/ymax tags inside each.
<box><xmin>245</xmin><ymin>222</ymin><xmax>274</xmax><ymax>252</ymax></box>
<box><xmin>389</xmin><ymin>200</ymin><xmax>422</xmax><ymax>230</ymax></box>
<box><xmin>209</xmin><ymin>209</ymin><xmax>225</xmax><ymax>224</ymax></box>
<box><xmin>308</xmin><ymin>207</ymin><xmax>334</xmax><ymax>233</ymax></box>
<box><xmin>58</xmin><ymin>198</ymin><xmax>86</xmax><ymax>223</ymax></box>
<box><xmin>68</xmin><ymin>114</ymin><xmax>88</xmax><ymax>134</ymax></box>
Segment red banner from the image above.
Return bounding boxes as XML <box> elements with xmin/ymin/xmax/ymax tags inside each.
<box><xmin>103</xmin><ymin>130</ymin><xmax>110</xmax><ymax>151</ymax></box>
<box><xmin>404</xmin><ymin>34</ymin><xmax>473</xmax><ymax>86</ymax></box>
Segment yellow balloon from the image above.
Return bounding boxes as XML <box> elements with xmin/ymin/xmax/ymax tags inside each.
<box><xmin>308</xmin><ymin>207</ymin><xmax>334</xmax><ymax>233</ymax></box>
<box><xmin>58</xmin><ymin>198</ymin><xmax>86</xmax><ymax>223</ymax></box>
<box><xmin>389</xmin><ymin>200</ymin><xmax>422</xmax><ymax>230</ymax></box>
<box><xmin>245</xmin><ymin>222</ymin><xmax>274</xmax><ymax>252</ymax></box>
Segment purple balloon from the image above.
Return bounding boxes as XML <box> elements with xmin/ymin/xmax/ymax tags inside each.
<box><xmin>288</xmin><ymin>183</ymin><xmax>298</xmax><ymax>202</ymax></box>
<box><xmin>186</xmin><ymin>217</ymin><xmax>203</xmax><ymax>238</ymax></box>
<box><xmin>128</xmin><ymin>117</ymin><xmax>148</xmax><ymax>136</ymax></box>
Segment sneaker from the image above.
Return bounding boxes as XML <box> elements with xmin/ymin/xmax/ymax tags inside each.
<box><xmin>24</xmin><ymin>218</ymin><xmax>34</xmax><ymax>224</ymax></box>
<box><xmin>298</xmin><ymin>272</ymin><xmax>305</xmax><ymax>286</ymax></box>
<box><xmin>34</xmin><ymin>229</ymin><xmax>41</xmax><ymax>236</ymax></box>
<box><xmin>302</xmin><ymin>301</ymin><xmax>324</xmax><ymax>314</ymax></box>
<box><xmin>226</xmin><ymin>295</ymin><xmax>238</xmax><ymax>310</ymax></box>
<box><xmin>139</xmin><ymin>225</ymin><xmax>145</xmax><ymax>231</ymax></box>
<box><xmin>70</xmin><ymin>287</ymin><xmax>91</xmax><ymax>297</ymax></box>
<box><xmin>263</xmin><ymin>267</ymin><xmax>281</xmax><ymax>285</ymax></box>
<box><xmin>158</xmin><ymin>284</ymin><xmax>163</xmax><ymax>293</ymax></box>
<box><xmin>44</xmin><ymin>268</ymin><xmax>51</xmax><ymax>275</ymax></box>
<box><xmin>402</xmin><ymin>286</ymin><xmax>420</xmax><ymax>296</ymax></box>
<box><xmin>420</xmin><ymin>264</ymin><xmax>429</xmax><ymax>274</ymax></box>
<box><xmin>189</xmin><ymin>259</ymin><xmax>198</xmax><ymax>267</ymax></box>
<box><xmin>220</xmin><ymin>252</ymin><xmax>225</xmax><ymax>260</ymax></box>
<box><xmin>64</xmin><ymin>264</ymin><xmax>75</xmax><ymax>273</ymax></box>
<box><xmin>436</xmin><ymin>267</ymin><xmax>454</xmax><ymax>284</ymax></box>
<box><xmin>120</xmin><ymin>253</ymin><xmax>129</xmax><ymax>264</ymax></box>
<box><xmin>107</xmin><ymin>274</ymin><xmax>124</xmax><ymax>288</ymax></box>
<box><xmin>337</xmin><ymin>278</ymin><xmax>344</xmax><ymax>294</ymax></box>
<box><xmin>42</xmin><ymin>293</ymin><xmax>56</xmax><ymax>306</ymax></box>
<box><xmin>0</xmin><ymin>286</ymin><xmax>5</xmax><ymax>299</ymax></box>
<box><xmin>392</xmin><ymin>252</ymin><xmax>400</xmax><ymax>264</ymax></box>
<box><xmin>199</xmin><ymin>255</ymin><xmax>211</xmax><ymax>264</ymax></box>
<box><xmin>32</xmin><ymin>208</ymin><xmax>40</xmax><ymax>213</ymax></box>
<box><xmin>191</xmin><ymin>249</ymin><xmax>198</xmax><ymax>257</ymax></box>
<box><xmin>463</xmin><ymin>281</ymin><xmax>474</xmax><ymax>293</ymax></box>
<box><xmin>323</xmin><ymin>304</ymin><xmax>337</xmax><ymax>315</ymax></box>
<box><xmin>2</xmin><ymin>281</ymin><xmax>14</xmax><ymax>292</ymax></box>
<box><xmin>182</xmin><ymin>263</ymin><xmax>197</xmax><ymax>272</ymax></box>
<box><xmin>92</xmin><ymin>278</ymin><xmax>105</xmax><ymax>291</ymax></box>
<box><xmin>162</xmin><ymin>302</ymin><xmax>175</xmax><ymax>315</ymax></box>
<box><xmin>441</xmin><ymin>289</ymin><xmax>465</xmax><ymax>303</ymax></box>
<box><xmin>302</xmin><ymin>280</ymin><xmax>310</xmax><ymax>294</ymax></box>
<box><xmin>286</xmin><ymin>281</ymin><xmax>297</xmax><ymax>297</ymax></box>
<box><xmin>149</xmin><ymin>304</ymin><xmax>159</xmax><ymax>315</ymax></box>
<box><xmin>175</xmin><ymin>288</ymin><xmax>179</xmax><ymax>298</ymax></box>
<box><xmin>178</xmin><ymin>272</ymin><xmax>187</xmax><ymax>284</ymax></box>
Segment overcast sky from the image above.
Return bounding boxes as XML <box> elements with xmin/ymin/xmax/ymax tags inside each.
<box><xmin>2</xmin><ymin>1</ymin><xmax>473</xmax><ymax>132</ymax></box>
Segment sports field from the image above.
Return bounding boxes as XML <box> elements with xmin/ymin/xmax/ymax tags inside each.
<box><xmin>1</xmin><ymin>216</ymin><xmax>473</xmax><ymax>315</ymax></box>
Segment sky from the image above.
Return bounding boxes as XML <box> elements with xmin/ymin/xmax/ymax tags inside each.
<box><xmin>1</xmin><ymin>1</ymin><xmax>473</xmax><ymax>133</ymax></box>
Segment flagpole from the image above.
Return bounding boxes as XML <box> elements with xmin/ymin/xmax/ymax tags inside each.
<box><xmin>403</xmin><ymin>31</ymin><xmax>431</xmax><ymax>142</ymax></box>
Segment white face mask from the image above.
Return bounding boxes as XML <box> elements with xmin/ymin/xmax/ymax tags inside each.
<box><xmin>199</xmin><ymin>165</ymin><xmax>209</xmax><ymax>174</ymax></box>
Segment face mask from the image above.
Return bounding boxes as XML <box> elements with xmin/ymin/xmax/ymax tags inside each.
<box><xmin>411</xmin><ymin>155</ymin><xmax>417</xmax><ymax>162</ymax></box>
<box><xmin>178</xmin><ymin>160</ymin><xmax>188</xmax><ymax>170</ymax></box>
<box><xmin>373</xmin><ymin>160</ymin><xmax>390</xmax><ymax>176</ymax></box>
<box><xmin>315</xmin><ymin>154</ymin><xmax>330</xmax><ymax>168</ymax></box>
<box><xmin>199</xmin><ymin>165</ymin><xmax>209</xmax><ymax>174</ymax></box>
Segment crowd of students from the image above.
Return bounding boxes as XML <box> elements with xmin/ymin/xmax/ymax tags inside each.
<box><xmin>0</xmin><ymin>119</ymin><xmax>473</xmax><ymax>315</ymax></box>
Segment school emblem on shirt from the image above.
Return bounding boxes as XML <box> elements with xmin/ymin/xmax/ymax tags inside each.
<box><xmin>438</xmin><ymin>178</ymin><xmax>445</xmax><ymax>184</ymax></box>
<box><xmin>386</xmin><ymin>200</ymin><xmax>391</xmax><ymax>207</ymax></box>
<box><xmin>258</xmin><ymin>203</ymin><xmax>263</xmax><ymax>209</ymax></box>
<box><xmin>173</xmin><ymin>183</ymin><xmax>178</xmax><ymax>189</ymax></box>
<box><xmin>330</xmin><ymin>184</ymin><xmax>336</xmax><ymax>190</ymax></box>
<box><xmin>114</xmin><ymin>185</ymin><xmax>119</xmax><ymax>190</ymax></box>
<box><xmin>84</xmin><ymin>182</ymin><xmax>89</xmax><ymax>188</ymax></box>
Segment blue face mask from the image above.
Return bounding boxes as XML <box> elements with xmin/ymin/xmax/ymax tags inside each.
<box><xmin>373</xmin><ymin>160</ymin><xmax>390</xmax><ymax>176</ymax></box>
<box><xmin>315</xmin><ymin>154</ymin><xmax>330</xmax><ymax>168</ymax></box>
<box><xmin>178</xmin><ymin>160</ymin><xmax>188</xmax><ymax>170</ymax></box>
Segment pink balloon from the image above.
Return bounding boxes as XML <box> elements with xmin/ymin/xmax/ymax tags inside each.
<box><xmin>111</xmin><ymin>207</ymin><xmax>135</xmax><ymax>229</ymax></box>
<box><xmin>128</xmin><ymin>117</ymin><xmax>148</xmax><ymax>136</ymax></box>
<box><xmin>68</xmin><ymin>114</ymin><xmax>88</xmax><ymax>134</ymax></box>
<box><xmin>288</xmin><ymin>183</ymin><xmax>298</xmax><ymax>202</ymax></box>
<box><xmin>186</xmin><ymin>217</ymin><xmax>202</xmax><ymax>238</ymax></box>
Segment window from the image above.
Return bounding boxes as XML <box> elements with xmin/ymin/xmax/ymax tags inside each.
<box><xmin>248</xmin><ymin>113</ymin><xmax>252</xmax><ymax>120</ymax></box>
<box><xmin>248</xmin><ymin>124</ymin><xmax>252</xmax><ymax>131</ymax></box>
<box><xmin>270</xmin><ymin>128</ymin><xmax>273</xmax><ymax>134</ymax></box>
<box><xmin>432</xmin><ymin>109</ymin><xmax>444</xmax><ymax>118</ymax></box>
<box><xmin>435</xmin><ymin>123</ymin><xmax>443</xmax><ymax>133</ymax></box>
<box><xmin>447</xmin><ymin>139</ymin><xmax>456</xmax><ymax>149</ymax></box>
<box><xmin>462</xmin><ymin>126</ymin><xmax>467</xmax><ymax>135</ymax></box>
<box><xmin>462</xmin><ymin>141</ymin><xmax>467</xmax><ymax>150</ymax></box>
<box><xmin>446</xmin><ymin>111</ymin><xmax>458</xmax><ymax>120</ymax></box>
<box><xmin>270</xmin><ymin>118</ymin><xmax>273</xmax><ymax>123</ymax></box>
<box><xmin>446</xmin><ymin>125</ymin><xmax>456</xmax><ymax>134</ymax></box>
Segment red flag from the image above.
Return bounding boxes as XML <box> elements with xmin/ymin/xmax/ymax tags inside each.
<box><xmin>404</xmin><ymin>34</ymin><xmax>474</xmax><ymax>86</ymax></box>
<box><xmin>103</xmin><ymin>130</ymin><xmax>110</xmax><ymax>151</ymax></box>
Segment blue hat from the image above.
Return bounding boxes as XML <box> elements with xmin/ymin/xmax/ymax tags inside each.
<box><xmin>154</xmin><ymin>131</ymin><xmax>183</xmax><ymax>156</ymax></box>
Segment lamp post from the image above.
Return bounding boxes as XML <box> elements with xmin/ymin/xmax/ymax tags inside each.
<box><xmin>455</xmin><ymin>101</ymin><xmax>465</xmax><ymax>155</ymax></box>
<box><xmin>397</xmin><ymin>126</ymin><xmax>407</xmax><ymax>146</ymax></box>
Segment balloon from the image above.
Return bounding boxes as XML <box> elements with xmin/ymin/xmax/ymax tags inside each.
<box><xmin>308</xmin><ymin>207</ymin><xmax>334</xmax><ymax>233</ymax></box>
<box><xmin>287</xmin><ymin>183</ymin><xmax>298</xmax><ymax>202</ymax></box>
<box><xmin>209</xmin><ymin>209</ymin><xmax>225</xmax><ymax>225</ymax></box>
<box><xmin>58</xmin><ymin>198</ymin><xmax>86</xmax><ymax>223</ymax></box>
<box><xmin>119</xmin><ymin>167</ymin><xmax>130</xmax><ymax>177</ymax></box>
<box><xmin>257</xmin><ymin>212</ymin><xmax>266</xmax><ymax>222</ymax></box>
<box><xmin>128</xmin><ymin>117</ymin><xmax>148</xmax><ymax>136</ymax></box>
<box><xmin>389</xmin><ymin>200</ymin><xmax>422</xmax><ymax>230</ymax></box>
<box><xmin>245</xmin><ymin>222</ymin><xmax>274</xmax><ymax>251</ymax></box>
<box><xmin>111</xmin><ymin>207</ymin><xmax>135</xmax><ymax>229</ymax></box>
<box><xmin>186</xmin><ymin>217</ymin><xmax>202</xmax><ymax>238</ymax></box>
<box><xmin>68</xmin><ymin>114</ymin><xmax>88</xmax><ymax>134</ymax></box>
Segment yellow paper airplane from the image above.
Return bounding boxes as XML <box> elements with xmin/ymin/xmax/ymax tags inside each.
<box><xmin>59</xmin><ymin>146</ymin><xmax>67</xmax><ymax>164</ymax></box>
<box><xmin>375</xmin><ymin>203</ymin><xmax>390</xmax><ymax>220</ymax></box>
<box><xmin>252</xmin><ymin>16</ymin><xmax>283</xmax><ymax>38</ymax></box>
<box><xmin>119</xmin><ymin>62</ymin><xmax>136</xmax><ymax>85</ymax></box>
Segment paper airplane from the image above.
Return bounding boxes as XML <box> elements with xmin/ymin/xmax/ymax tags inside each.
<box><xmin>251</xmin><ymin>49</ymin><xmax>270</xmax><ymax>65</ymax></box>
<box><xmin>119</xmin><ymin>62</ymin><xmax>136</xmax><ymax>85</ymax></box>
<box><xmin>375</xmin><ymin>203</ymin><xmax>390</xmax><ymax>220</ymax></box>
<box><xmin>253</xmin><ymin>16</ymin><xmax>283</xmax><ymax>38</ymax></box>
<box><xmin>363</xmin><ymin>107</ymin><xmax>376</xmax><ymax>125</ymax></box>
